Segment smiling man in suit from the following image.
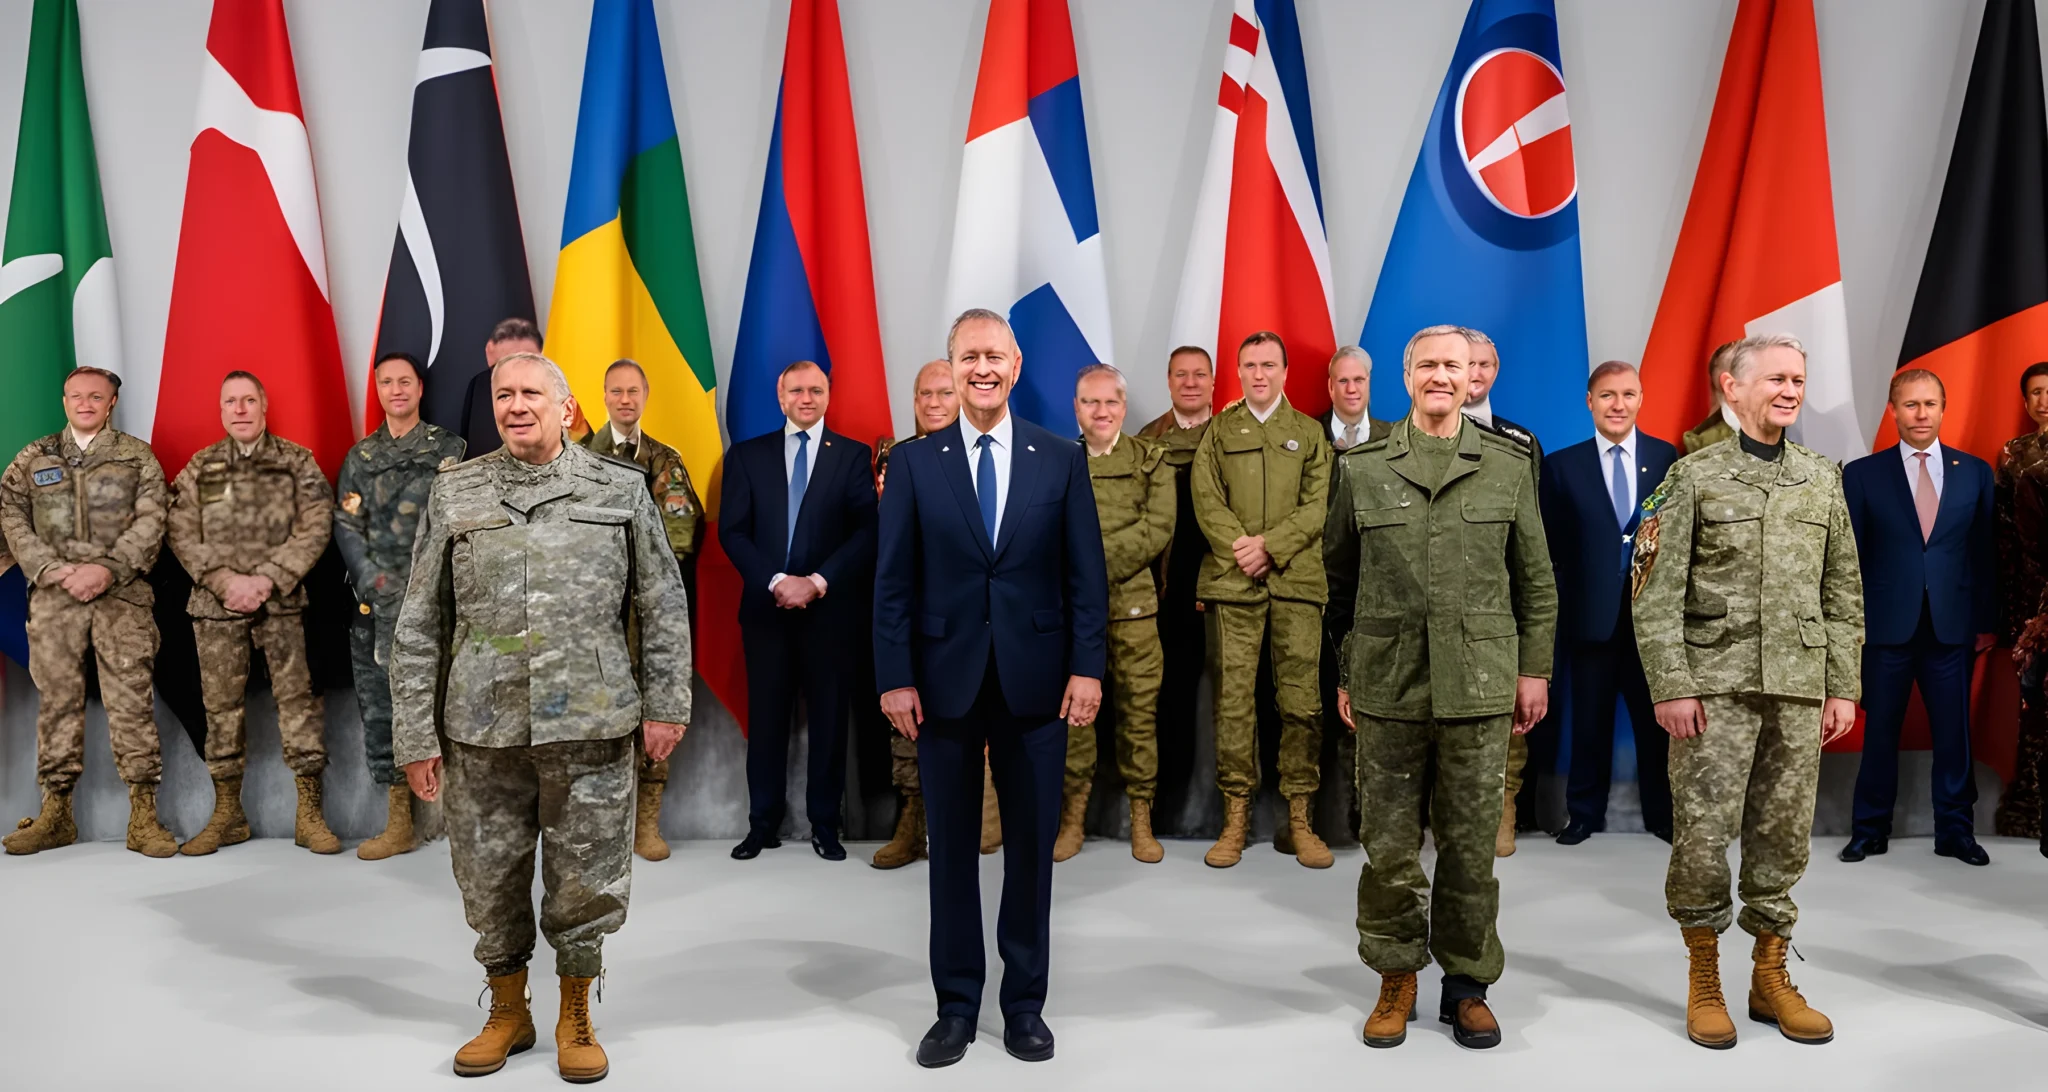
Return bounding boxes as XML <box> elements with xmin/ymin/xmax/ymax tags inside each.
<box><xmin>876</xmin><ymin>308</ymin><xmax>1107</xmax><ymax>1068</ymax></box>
<box><xmin>1840</xmin><ymin>368</ymin><xmax>1996</xmax><ymax>866</ymax></box>
<box><xmin>1540</xmin><ymin>361</ymin><xmax>1678</xmax><ymax>844</ymax></box>
<box><xmin>719</xmin><ymin>361</ymin><xmax>878</xmax><ymax>862</ymax></box>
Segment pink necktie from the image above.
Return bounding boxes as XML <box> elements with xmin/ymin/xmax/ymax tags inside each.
<box><xmin>1914</xmin><ymin>451</ymin><xmax>1938</xmax><ymax>542</ymax></box>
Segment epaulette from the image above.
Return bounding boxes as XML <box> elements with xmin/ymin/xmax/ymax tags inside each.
<box><xmin>1476</xmin><ymin>430</ymin><xmax>1531</xmax><ymax>460</ymax></box>
<box><xmin>1346</xmin><ymin>436</ymin><xmax>1390</xmax><ymax>457</ymax></box>
<box><xmin>592</xmin><ymin>451</ymin><xmax>653</xmax><ymax>481</ymax></box>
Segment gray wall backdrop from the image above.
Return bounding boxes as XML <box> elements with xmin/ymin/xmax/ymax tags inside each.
<box><xmin>0</xmin><ymin>0</ymin><xmax>2019</xmax><ymax>842</ymax></box>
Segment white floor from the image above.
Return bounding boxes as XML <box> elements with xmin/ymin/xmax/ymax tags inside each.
<box><xmin>3</xmin><ymin>834</ymin><xmax>2046</xmax><ymax>1091</ymax></box>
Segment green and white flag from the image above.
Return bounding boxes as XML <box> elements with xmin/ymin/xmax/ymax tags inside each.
<box><xmin>0</xmin><ymin>0</ymin><xmax>121</xmax><ymax>459</ymax></box>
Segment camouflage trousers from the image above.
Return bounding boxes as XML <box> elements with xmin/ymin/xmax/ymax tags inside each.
<box><xmin>1209</xmin><ymin>599</ymin><xmax>1321</xmax><ymax>797</ymax></box>
<box><xmin>1994</xmin><ymin>692</ymin><xmax>2045</xmax><ymax>838</ymax></box>
<box><xmin>1503</xmin><ymin>731</ymin><xmax>1529</xmax><ymax>803</ymax></box>
<box><xmin>444</xmin><ymin>736</ymin><xmax>635</xmax><ymax>978</ymax></box>
<box><xmin>27</xmin><ymin>589</ymin><xmax>160</xmax><ymax>790</ymax></box>
<box><xmin>890</xmin><ymin>732</ymin><xmax>920</xmax><ymax>795</ymax></box>
<box><xmin>194</xmin><ymin>609</ymin><xmax>325</xmax><ymax>779</ymax></box>
<box><xmin>1354</xmin><ymin>712</ymin><xmax>1512</xmax><ymax>983</ymax></box>
<box><xmin>349</xmin><ymin>602</ymin><xmax>398</xmax><ymax>787</ymax></box>
<box><xmin>1666</xmin><ymin>693</ymin><xmax>1821</xmax><ymax>938</ymax></box>
<box><xmin>1065</xmin><ymin>618</ymin><xmax>1164</xmax><ymax>799</ymax></box>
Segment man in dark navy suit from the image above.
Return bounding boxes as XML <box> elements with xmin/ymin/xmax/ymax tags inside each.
<box><xmin>1841</xmin><ymin>368</ymin><xmax>1997</xmax><ymax>866</ymax></box>
<box><xmin>719</xmin><ymin>361</ymin><xmax>877</xmax><ymax>862</ymax></box>
<box><xmin>876</xmin><ymin>309</ymin><xmax>1107</xmax><ymax>1068</ymax></box>
<box><xmin>1539</xmin><ymin>360</ymin><xmax>1678</xmax><ymax>844</ymax></box>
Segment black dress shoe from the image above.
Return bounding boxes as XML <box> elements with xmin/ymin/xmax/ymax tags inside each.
<box><xmin>812</xmin><ymin>828</ymin><xmax>846</xmax><ymax>861</ymax></box>
<box><xmin>1438</xmin><ymin>995</ymin><xmax>1501</xmax><ymax>1050</ymax></box>
<box><xmin>916</xmin><ymin>1016</ymin><xmax>975</xmax><ymax>1068</ymax></box>
<box><xmin>730</xmin><ymin>830</ymin><xmax>781</xmax><ymax>860</ymax></box>
<box><xmin>1555</xmin><ymin>822</ymin><xmax>1593</xmax><ymax>846</ymax></box>
<box><xmin>1935</xmin><ymin>837</ymin><xmax>1990</xmax><ymax>866</ymax></box>
<box><xmin>1838</xmin><ymin>835</ymin><xmax>1887</xmax><ymax>863</ymax></box>
<box><xmin>1003</xmin><ymin>1013</ymin><xmax>1055</xmax><ymax>1062</ymax></box>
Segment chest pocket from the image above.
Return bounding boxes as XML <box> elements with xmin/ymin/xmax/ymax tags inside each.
<box><xmin>197</xmin><ymin>467</ymin><xmax>298</xmax><ymax>546</ymax></box>
<box><xmin>80</xmin><ymin>463</ymin><xmax>139</xmax><ymax>548</ymax></box>
<box><xmin>1696</xmin><ymin>488</ymin><xmax>1764</xmax><ymax>558</ymax></box>
<box><xmin>449</xmin><ymin>511</ymin><xmax>516</xmax><ymax>612</ymax></box>
<box><xmin>1357</xmin><ymin>505</ymin><xmax>1414</xmax><ymax>532</ymax></box>
<box><xmin>1461</xmin><ymin>501</ymin><xmax>1515</xmax><ymax>558</ymax></box>
<box><xmin>28</xmin><ymin>456</ymin><xmax>77</xmax><ymax>542</ymax></box>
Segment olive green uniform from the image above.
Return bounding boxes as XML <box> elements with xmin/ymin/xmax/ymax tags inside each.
<box><xmin>1190</xmin><ymin>397</ymin><xmax>1331</xmax><ymax>799</ymax></box>
<box><xmin>1632</xmin><ymin>437</ymin><xmax>1861</xmax><ymax>939</ymax></box>
<box><xmin>1136</xmin><ymin>411</ymin><xmax>1212</xmax><ymax>824</ymax></box>
<box><xmin>1066</xmin><ymin>434</ymin><xmax>1175</xmax><ymax>798</ymax></box>
<box><xmin>1325</xmin><ymin>419</ymin><xmax>1555</xmax><ymax>986</ymax></box>
<box><xmin>1682</xmin><ymin>410</ymin><xmax>1737</xmax><ymax>456</ymax></box>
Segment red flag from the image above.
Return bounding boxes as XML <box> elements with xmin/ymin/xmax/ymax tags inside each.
<box><xmin>1638</xmin><ymin>0</ymin><xmax>1859</xmax><ymax>463</ymax></box>
<box><xmin>153</xmin><ymin>0</ymin><xmax>351</xmax><ymax>480</ymax></box>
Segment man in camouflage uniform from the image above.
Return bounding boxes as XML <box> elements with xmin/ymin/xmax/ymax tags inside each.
<box><xmin>166</xmin><ymin>371</ymin><xmax>338</xmax><ymax>856</ymax></box>
<box><xmin>0</xmin><ymin>367</ymin><xmax>177</xmax><ymax>857</ymax></box>
<box><xmin>394</xmin><ymin>353</ymin><xmax>691</xmax><ymax>1082</ymax></box>
<box><xmin>1060</xmin><ymin>364</ymin><xmax>1174</xmax><ymax>864</ymax></box>
<box><xmin>335</xmin><ymin>351</ymin><xmax>466</xmax><ymax>861</ymax></box>
<box><xmin>1633</xmin><ymin>333</ymin><xmax>1861</xmax><ymax>1050</ymax></box>
<box><xmin>1682</xmin><ymin>340</ymin><xmax>1742</xmax><ymax>455</ymax></box>
<box><xmin>1190</xmin><ymin>330</ymin><xmax>1333</xmax><ymax>869</ymax></box>
<box><xmin>1327</xmin><ymin>325</ymin><xmax>1554</xmax><ymax>1051</ymax></box>
<box><xmin>1137</xmin><ymin>346</ymin><xmax>1215</xmax><ymax>831</ymax></box>
<box><xmin>578</xmin><ymin>357</ymin><xmax>703</xmax><ymax>862</ymax></box>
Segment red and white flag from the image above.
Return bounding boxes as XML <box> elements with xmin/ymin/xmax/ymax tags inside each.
<box><xmin>153</xmin><ymin>0</ymin><xmax>351</xmax><ymax>480</ymax></box>
<box><xmin>1638</xmin><ymin>0</ymin><xmax>1860</xmax><ymax>462</ymax></box>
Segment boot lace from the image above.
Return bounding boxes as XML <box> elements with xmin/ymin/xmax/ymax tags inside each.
<box><xmin>1687</xmin><ymin>952</ymin><xmax>1723</xmax><ymax>1002</ymax></box>
<box><xmin>564</xmin><ymin>976</ymin><xmax>603</xmax><ymax>1046</ymax></box>
<box><xmin>1370</xmin><ymin>978</ymin><xmax>1413</xmax><ymax>1023</ymax></box>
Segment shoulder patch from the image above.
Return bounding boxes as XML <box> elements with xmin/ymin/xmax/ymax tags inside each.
<box><xmin>1476</xmin><ymin>431</ymin><xmax>1531</xmax><ymax>460</ymax></box>
<box><xmin>32</xmin><ymin>466</ymin><xmax>64</xmax><ymax>487</ymax></box>
<box><xmin>593</xmin><ymin>451</ymin><xmax>652</xmax><ymax>481</ymax></box>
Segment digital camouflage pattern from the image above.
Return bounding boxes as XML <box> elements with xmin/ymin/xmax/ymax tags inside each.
<box><xmin>582</xmin><ymin>425</ymin><xmax>703</xmax><ymax>562</ymax></box>
<box><xmin>1631</xmin><ymin>438</ymin><xmax>1861</xmax><ymax>936</ymax></box>
<box><xmin>0</xmin><ymin>428</ymin><xmax>167</xmax><ymax>788</ymax></box>
<box><xmin>1353</xmin><ymin>711</ymin><xmax>1512</xmax><ymax>981</ymax></box>
<box><xmin>1682</xmin><ymin>410</ymin><xmax>1737</xmax><ymax>456</ymax></box>
<box><xmin>1995</xmin><ymin>430</ymin><xmax>2048</xmax><ymax>836</ymax></box>
<box><xmin>443</xmin><ymin>736</ymin><xmax>635</xmax><ymax>977</ymax></box>
<box><xmin>166</xmin><ymin>432</ymin><xmax>334</xmax><ymax>779</ymax></box>
<box><xmin>335</xmin><ymin>421</ymin><xmax>466</xmax><ymax>786</ymax></box>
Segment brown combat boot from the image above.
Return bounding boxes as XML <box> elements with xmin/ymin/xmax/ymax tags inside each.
<box><xmin>1495</xmin><ymin>794</ymin><xmax>1517</xmax><ymax>857</ymax></box>
<box><xmin>294</xmin><ymin>774</ymin><xmax>341</xmax><ymax>854</ymax></box>
<box><xmin>556</xmin><ymin>975</ymin><xmax>608</xmax><ymax>1083</ymax></box>
<box><xmin>1128</xmin><ymin>796</ymin><xmax>1164</xmax><ymax>863</ymax></box>
<box><xmin>872</xmin><ymin>794</ymin><xmax>927</xmax><ymax>869</ymax></box>
<box><xmin>454</xmin><ymin>969</ymin><xmax>537</xmax><ymax>1077</ymax></box>
<box><xmin>125</xmin><ymin>783</ymin><xmax>179</xmax><ymax>858</ymax></box>
<box><xmin>3</xmin><ymin>787</ymin><xmax>77</xmax><ymax>856</ymax></box>
<box><xmin>1362</xmin><ymin>971</ymin><xmax>1418</xmax><ymax>1047</ymax></box>
<box><xmin>1683</xmin><ymin>927</ymin><xmax>1736</xmax><ymax>1049</ymax></box>
<box><xmin>1283</xmin><ymin>794</ymin><xmax>1333</xmax><ymax>868</ymax></box>
<box><xmin>980</xmin><ymin>762</ymin><xmax>1002</xmax><ymax>854</ymax></box>
<box><xmin>1748</xmin><ymin>932</ymin><xmax>1833</xmax><ymax>1044</ymax></box>
<box><xmin>1205</xmin><ymin>792</ymin><xmax>1250</xmax><ymax>868</ymax></box>
<box><xmin>358</xmin><ymin>783</ymin><xmax>420</xmax><ymax>861</ymax></box>
<box><xmin>1052</xmin><ymin>787</ymin><xmax>1090</xmax><ymax>862</ymax></box>
<box><xmin>632</xmin><ymin>781</ymin><xmax>669</xmax><ymax>862</ymax></box>
<box><xmin>180</xmin><ymin>775</ymin><xmax>250</xmax><ymax>856</ymax></box>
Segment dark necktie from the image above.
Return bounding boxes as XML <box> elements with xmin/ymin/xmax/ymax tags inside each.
<box><xmin>975</xmin><ymin>434</ymin><xmax>997</xmax><ymax>542</ymax></box>
<box><xmin>618</xmin><ymin>439</ymin><xmax>636</xmax><ymax>463</ymax></box>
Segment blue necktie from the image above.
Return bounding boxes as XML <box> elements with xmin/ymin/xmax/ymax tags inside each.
<box><xmin>1610</xmin><ymin>443</ymin><xmax>1632</xmax><ymax>527</ymax></box>
<box><xmin>787</xmin><ymin>430</ymin><xmax>810</xmax><ymax>563</ymax></box>
<box><xmin>975</xmin><ymin>434</ymin><xmax>998</xmax><ymax>542</ymax></box>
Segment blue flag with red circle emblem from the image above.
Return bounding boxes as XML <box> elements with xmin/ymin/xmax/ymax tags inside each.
<box><xmin>1360</xmin><ymin>0</ymin><xmax>1589</xmax><ymax>445</ymax></box>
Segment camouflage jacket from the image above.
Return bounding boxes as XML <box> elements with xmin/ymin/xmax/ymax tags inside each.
<box><xmin>1324</xmin><ymin>418</ymin><xmax>1556</xmax><ymax>720</ymax></box>
<box><xmin>581</xmin><ymin>424</ymin><xmax>703</xmax><ymax>560</ymax></box>
<box><xmin>1089</xmin><ymin>433</ymin><xmax>1176</xmax><ymax>622</ymax></box>
<box><xmin>1189</xmin><ymin>398</ymin><xmax>1331</xmax><ymax>605</ymax></box>
<box><xmin>166</xmin><ymin>433</ymin><xmax>333</xmax><ymax>619</ymax></box>
<box><xmin>0</xmin><ymin>428</ymin><xmax>167</xmax><ymax>608</ymax></box>
<box><xmin>1136</xmin><ymin>410</ymin><xmax>1210</xmax><ymax>597</ymax></box>
<box><xmin>1996</xmin><ymin>430</ymin><xmax>2048</xmax><ymax>642</ymax></box>
<box><xmin>1631</xmin><ymin>438</ymin><xmax>1862</xmax><ymax>703</ymax></box>
<box><xmin>334</xmin><ymin>421</ymin><xmax>466</xmax><ymax>614</ymax></box>
<box><xmin>1682</xmin><ymin>410</ymin><xmax>1736</xmax><ymax>456</ymax></box>
<box><xmin>389</xmin><ymin>443</ymin><xmax>692</xmax><ymax>765</ymax></box>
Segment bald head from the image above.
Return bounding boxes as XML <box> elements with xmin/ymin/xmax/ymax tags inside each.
<box><xmin>913</xmin><ymin>358</ymin><xmax>958</xmax><ymax>438</ymax></box>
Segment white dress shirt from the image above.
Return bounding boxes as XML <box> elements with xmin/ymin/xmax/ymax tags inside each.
<box><xmin>1465</xmin><ymin>398</ymin><xmax>1494</xmax><ymax>429</ymax></box>
<box><xmin>70</xmin><ymin>427</ymin><xmax>100</xmax><ymax>452</ymax></box>
<box><xmin>1329</xmin><ymin>412</ymin><xmax>1369</xmax><ymax>445</ymax></box>
<box><xmin>961</xmin><ymin>410</ymin><xmax>1014</xmax><ymax>538</ymax></box>
<box><xmin>1248</xmin><ymin>398</ymin><xmax>1281</xmax><ymax>424</ymax></box>
<box><xmin>1900</xmin><ymin>438</ymin><xmax>1945</xmax><ymax>500</ymax></box>
<box><xmin>1599</xmin><ymin>427</ymin><xmax>1640</xmax><ymax>518</ymax></box>
<box><xmin>1172</xmin><ymin>409</ymin><xmax>1210</xmax><ymax>430</ymax></box>
<box><xmin>770</xmin><ymin>417</ymin><xmax>831</xmax><ymax>595</ymax></box>
<box><xmin>610</xmin><ymin>423</ymin><xmax>641</xmax><ymax>450</ymax></box>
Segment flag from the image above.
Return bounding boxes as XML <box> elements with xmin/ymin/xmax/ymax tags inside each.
<box><xmin>369</xmin><ymin>0</ymin><xmax>535</xmax><ymax>449</ymax></box>
<box><xmin>942</xmin><ymin>0</ymin><xmax>1111</xmax><ymax>428</ymax></box>
<box><xmin>1359</xmin><ymin>0</ymin><xmax>1589</xmax><ymax>443</ymax></box>
<box><xmin>1169</xmin><ymin>0</ymin><xmax>1334</xmax><ymax>413</ymax></box>
<box><xmin>0</xmin><ymin>0</ymin><xmax>119</xmax><ymax>665</ymax></box>
<box><xmin>153</xmin><ymin>0</ymin><xmax>350</xmax><ymax>481</ymax></box>
<box><xmin>546</xmin><ymin>0</ymin><xmax>734</xmax><ymax>717</ymax></box>
<box><xmin>1637</xmin><ymin>0</ymin><xmax>1858</xmax><ymax>462</ymax></box>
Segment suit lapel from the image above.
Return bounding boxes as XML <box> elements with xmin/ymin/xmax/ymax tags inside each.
<box><xmin>936</xmin><ymin>421</ymin><xmax>996</xmax><ymax>561</ymax></box>
<box><xmin>757</xmin><ymin>434</ymin><xmax>790</xmax><ymax>557</ymax></box>
<box><xmin>995</xmin><ymin>422</ymin><xmax>1044</xmax><ymax>560</ymax></box>
<box><xmin>1929</xmin><ymin>449</ymin><xmax>1966</xmax><ymax>540</ymax></box>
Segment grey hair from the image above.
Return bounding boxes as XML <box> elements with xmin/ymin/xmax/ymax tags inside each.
<box><xmin>1723</xmin><ymin>333</ymin><xmax>1806</xmax><ymax>380</ymax></box>
<box><xmin>1401</xmin><ymin>324</ymin><xmax>1470</xmax><ymax>373</ymax></box>
<box><xmin>492</xmin><ymin>352</ymin><xmax>573</xmax><ymax>403</ymax></box>
<box><xmin>946</xmin><ymin>308</ymin><xmax>1018</xmax><ymax>360</ymax></box>
<box><xmin>1075</xmin><ymin>362</ymin><xmax>1127</xmax><ymax>397</ymax></box>
<box><xmin>1328</xmin><ymin>345</ymin><xmax>1372</xmax><ymax>378</ymax></box>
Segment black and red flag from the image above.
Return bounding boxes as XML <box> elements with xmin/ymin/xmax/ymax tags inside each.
<box><xmin>370</xmin><ymin>0</ymin><xmax>535</xmax><ymax>452</ymax></box>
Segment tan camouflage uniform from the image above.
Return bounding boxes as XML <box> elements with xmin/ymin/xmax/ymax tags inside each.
<box><xmin>0</xmin><ymin>428</ymin><xmax>167</xmax><ymax>789</ymax></box>
<box><xmin>166</xmin><ymin>433</ymin><xmax>333</xmax><ymax>779</ymax></box>
<box><xmin>1632</xmin><ymin>437</ymin><xmax>1861</xmax><ymax>938</ymax></box>
<box><xmin>391</xmin><ymin>442</ymin><xmax>691</xmax><ymax>977</ymax></box>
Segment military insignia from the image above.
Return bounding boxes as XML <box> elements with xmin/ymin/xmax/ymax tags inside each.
<box><xmin>358</xmin><ymin>602</ymin><xmax>371</xmax><ymax>616</ymax></box>
<box><xmin>1284</xmin><ymin>439</ymin><xmax>1299</xmax><ymax>451</ymax></box>
<box><xmin>1629</xmin><ymin>514</ymin><xmax>1660</xmax><ymax>600</ymax></box>
<box><xmin>340</xmin><ymin>492</ymin><xmax>363</xmax><ymax>516</ymax></box>
<box><xmin>439</xmin><ymin>456</ymin><xmax>460</xmax><ymax>471</ymax></box>
<box><xmin>1640</xmin><ymin>480</ymin><xmax>1670</xmax><ymax>516</ymax></box>
<box><xmin>31</xmin><ymin>467</ymin><xmax>63</xmax><ymax>487</ymax></box>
